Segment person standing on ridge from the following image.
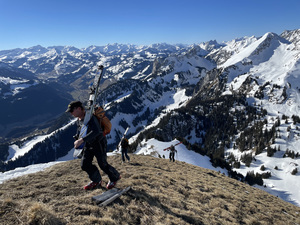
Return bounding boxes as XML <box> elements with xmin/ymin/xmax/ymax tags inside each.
<box><xmin>120</xmin><ymin>136</ymin><xmax>130</xmax><ymax>163</ymax></box>
<box><xmin>169</xmin><ymin>145</ymin><xmax>177</xmax><ymax>162</ymax></box>
<box><xmin>66</xmin><ymin>101</ymin><xmax>120</xmax><ymax>190</ymax></box>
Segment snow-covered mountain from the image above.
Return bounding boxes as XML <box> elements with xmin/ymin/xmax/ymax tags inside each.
<box><xmin>1</xmin><ymin>29</ymin><xmax>300</xmax><ymax>207</ymax></box>
<box><xmin>0</xmin><ymin>43</ymin><xmax>188</xmax><ymax>79</ymax></box>
<box><xmin>0</xmin><ymin>43</ymin><xmax>192</xmax><ymax>141</ymax></box>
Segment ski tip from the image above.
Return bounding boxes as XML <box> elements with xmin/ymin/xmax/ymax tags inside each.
<box><xmin>125</xmin><ymin>186</ymin><xmax>131</xmax><ymax>191</ymax></box>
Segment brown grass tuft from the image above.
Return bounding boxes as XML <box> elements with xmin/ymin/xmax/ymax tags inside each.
<box><xmin>0</xmin><ymin>154</ymin><xmax>299</xmax><ymax>225</ymax></box>
<box><xmin>26</xmin><ymin>202</ymin><xmax>65</xmax><ymax>225</ymax></box>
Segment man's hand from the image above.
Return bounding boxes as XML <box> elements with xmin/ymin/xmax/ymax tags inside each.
<box><xmin>74</xmin><ymin>138</ymin><xmax>84</xmax><ymax>149</ymax></box>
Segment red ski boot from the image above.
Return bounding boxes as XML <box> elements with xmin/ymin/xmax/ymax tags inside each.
<box><xmin>84</xmin><ymin>181</ymin><xmax>102</xmax><ymax>190</ymax></box>
<box><xmin>106</xmin><ymin>176</ymin><xmax>121</xmax><ymax>189</ymax></box>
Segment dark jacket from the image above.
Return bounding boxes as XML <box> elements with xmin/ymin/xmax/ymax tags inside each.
<box><xmin>76</xmin><ymin>115</ymin><xmax>104</xmax><ymax>148</ymax></box>
<box><xmin>121</xmin><ymin>138</ymin><xmax>129</xmax><ymax>149</ymax></box>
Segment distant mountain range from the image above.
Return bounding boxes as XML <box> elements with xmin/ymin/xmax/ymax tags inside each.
<box><xmin>0</xmin><ymin>43</ymin><xmax>191</xmax><ymax>141</ymax></box>
<box><xmin>1</xmin><ymin>30</ymin><xmax>300</xmax><ymax>205</ymax></box>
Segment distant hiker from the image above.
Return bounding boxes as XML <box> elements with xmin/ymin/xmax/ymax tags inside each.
<box><xmin>121</xmin><ymin>137</ymin><xmax>130</xmax><ymax>163</ymax></box>
<box><xmin>66</xmin><ymin>101</ymin><xmax>120</xmax><ymax>190</ymax></box>
<box><xmin>169</xmin><ymin>145</ymin><xmax>177</xmax><ymax>162</ymax></box>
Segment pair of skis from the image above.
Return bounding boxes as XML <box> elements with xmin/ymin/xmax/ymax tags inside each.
<box><xmin>73</xmin><ymin>65</ymin><xmax>104</xmax><ymax>158</ymax></box>
<box><xmin>163</xmin><ymin>141</ymin><xmax>182</xmax><ymax>151</ymax></box>
<box><xmin>92</xmin><ymin>186</ymin><xmax>131</xmax><ymax>207</ymax></box>
<box><xmin>117</xmin><ymin>127</ymin><xmax>129</xmax><ymax>152</ymax></box>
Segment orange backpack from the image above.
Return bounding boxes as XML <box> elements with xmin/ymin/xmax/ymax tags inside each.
<box><xmin>93</xmin><ymin>106</ymin><xmax>112</xmax><ymax>136</ymax></box>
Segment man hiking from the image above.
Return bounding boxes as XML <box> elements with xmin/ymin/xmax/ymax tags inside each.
<box><xmin>66</xmin><ymin>101</ymin><xmax>120</xmax><ymax>190</ymax></box>
<box><xmin>169</xmin><ymin>145</ymin><xmax>177</xmax><ymax>162</ymax></box>
<box><xmin>120</xmin><ymin>136</ymin><xmax>130</xmax><ymax>163</ymax></box>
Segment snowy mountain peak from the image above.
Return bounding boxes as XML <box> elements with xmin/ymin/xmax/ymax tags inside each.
<box><xmin>281</xmin><ymin>29</ymin><xmax>300</xmax><ymax>47</ymax></box>
<box><xmin>27</xmin><ymin>45</ymin><xmax>48</xmax><ymax>52</ymax></box>
<box><xmin>199</xmin><ymin>40</ymin><xmax>224</xmax><ymax>52</ymax></box>
<box><xmin>220</xmin><ymin>31</ymin><xmax>291</xmax><ymax>68</ymax></box>
<box><xmin>257</xmin><ymin>31</ymin><xmax>290</xmax><ymax>48</ymax></box>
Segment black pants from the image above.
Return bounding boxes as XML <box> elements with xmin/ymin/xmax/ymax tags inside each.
<box><xmin>81</xmin><ymin>138</ymin><xmax>120</xmax><ymax>183</ymax></box>
<box><xmin>169</xmin><ymin>152</ymin><xmax>175</xmax><ymax>162</ymax></box>
<box><xmin>121</xmin><ymin>147</ymin><xmax>130</xmax><ymax>162</ymax></box>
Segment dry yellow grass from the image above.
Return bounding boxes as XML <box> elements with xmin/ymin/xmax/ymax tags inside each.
<box><xmin>0</xmin><ymin>154</ymin><xmax>299</xmax><ymax>225</ymax></box>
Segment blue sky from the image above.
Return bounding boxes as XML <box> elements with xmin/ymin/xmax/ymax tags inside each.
<box><xmin>0</xmin><ymin>0</ymin><xmax>299</xmax><ymax>50</ymax></box>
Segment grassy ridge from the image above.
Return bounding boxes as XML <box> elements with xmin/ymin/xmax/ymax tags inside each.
<box><xmin>0</xmin><ymin>154</ymin><xmax>299</xmax><ymax>225</ymax></box>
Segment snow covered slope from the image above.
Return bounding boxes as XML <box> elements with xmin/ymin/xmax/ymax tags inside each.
<box><xmin>134</xmin><ymin>138</ymin><xmax>300</xmax><ymax>207</ymax></box>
